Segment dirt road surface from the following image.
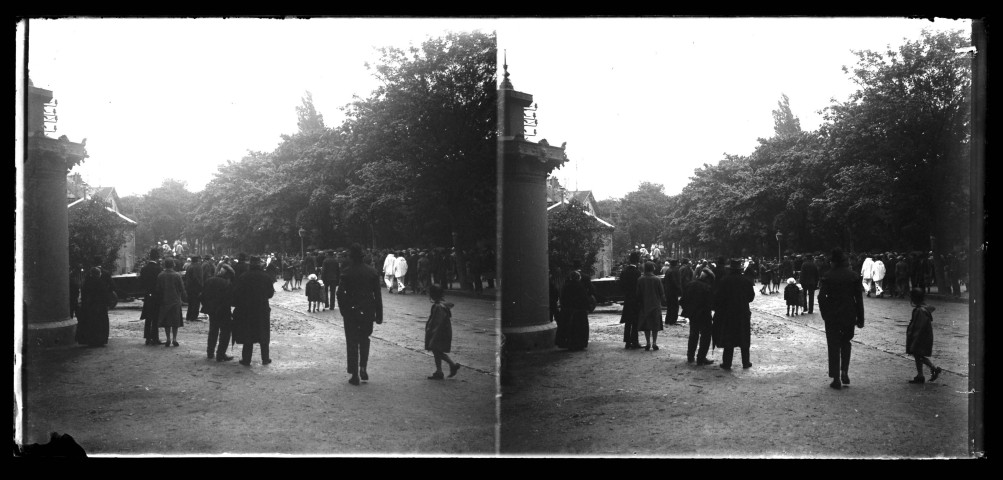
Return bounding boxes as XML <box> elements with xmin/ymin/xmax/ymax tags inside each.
<box><xmin>500</xmin><ymin>286</ymin><xmax>973</xmax><ymax>458</ymax></box>
<box><xmin>18</xmin><ymin>282</ymin><xmax>499</xmax><ymax>456</ymax></box>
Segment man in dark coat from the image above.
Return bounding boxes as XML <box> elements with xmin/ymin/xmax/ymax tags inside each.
<box><xmin>800</xmin><ymin>256</ymin><xmax>820</xmax><ymax>314</ymax></box>
<box><xmin>661</xmin><ymin>259</ymin><xmax>682</xmax><ymax>326</ymax></box>
<box><xmin>233</xmin><ymin>252</ymin><xmax>249</xmax><ymax>280</ymax></box>
<box><xmin>337</xmin><ymin>243</ymin><xmax>383</xmax><ymax>386</ymax></box>
<box><xmin>619</xmin><ymin>252</ymin><xmax>643</xmax><ymax>349</ymax></box>
<box><xmin>202</xmin><ymin>263</ymin><xmax>235</xmax><ymax>362</ymax></box>
<box><xmin>232</xmin><ymin>257</ymin><xmax>275</xmax><ymax>366</ymax></box>
<box><xmin>184</xmin><ymin>255</ymin><xmax>204</xmax><ymax>323</ymax></box>
<box><xmin>302</xmin><ymin>251</ymin><xmax>317</xmax><ymax>277</ymax></box>
<box><xmin>139</xmin><ymin>248</ymin><xmax>163</xmax><ymax>345</ymax></box>
<box><xmin>681</xmin><ymin>268</ymin><xmax>715</xmax><ymax>365</ymax></box>
<box><xmin>817</xmin><ymin>248</ymin><xmax>865</xmax><ymax>389</ymax></box>
<box><xmin>712</xmin><ymin>259</ymin><xmax>756</xmax><ymax>369</ymax></box>
<box><xmin>321</xmin><ymin>250</ymin><xmax>341</xmax><ymax>310</ymax></box>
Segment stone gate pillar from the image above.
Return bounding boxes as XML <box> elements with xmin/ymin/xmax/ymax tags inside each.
<box><xmin>499</xmin><ymin>61</ymin><xmax>567</xmax><ymax>350</ymax></box>
<box><xmin>23</xmin><ymin>82</ymin><xmax>87</xmax><ymax>348</ymax></box>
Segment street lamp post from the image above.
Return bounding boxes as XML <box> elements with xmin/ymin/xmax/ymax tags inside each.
<box><xmin>298</xmin><ymin>227</ymin><xmax>306</xmax><ymax>260</ymax></box>
<box><xmin>776</xmin><ymin>231</ymin><xmax>782</xmax><ymax>263</ymax></box>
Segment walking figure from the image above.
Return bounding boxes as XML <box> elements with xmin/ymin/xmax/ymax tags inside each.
<box><xmin>906</xmin><ymin>288</ymin><xmax>943</xmax><ymax>384</ymax></box>
<box><xmin>425</xmin><ymin>285</ymin><xmax>461</xmax><ymax>380</ymax></box>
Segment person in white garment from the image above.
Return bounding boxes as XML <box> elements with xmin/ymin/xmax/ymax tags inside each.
<box><xmin>860</xmin><ymin>254</ymin><xmax>875</xmax><ymax>298</ymax></box>
<box><xmin>382</xmin><ymin>251</ymin><xmax>397</xmax><ymax>293</ymax></box>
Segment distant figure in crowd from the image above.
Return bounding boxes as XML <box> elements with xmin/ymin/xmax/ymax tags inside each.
<box><xmin>662</xmin><ymin>259</ymin><xmax>682</xmax><ymax>326</ymax></box>
<box><xmin>682</xmin><ymin>268</ymin><xmax>715</xmax><ymax>365</ymax></box>
<box><xmin>417</xmin><ymin>252</ymin><xmax>432</xmax><ymax>295</ymax></box>
<box><xmin>383</xmin><ymin>251</ymin><xmax>397</xmax><ymax>293</ymax></box>
<box><xmin>784</xmin><ymin>278</ymin><xmax>801</xmax><ymax>316</ymax></box>
<box><xmin>184</xmin><ymin>255</ymin><xmax>204</xmax><ymax>323</ymax></box>
<box><xmin>173</xmin><ymin>240</ymin><xmax>185</xmax><ymax>259</ymax></box>
<box><xmin>322</xmin><ymin>250</ymin><xmax>340</xmax><ymax>309</ymax></box>
<box><xmin>818</xmin><ymin>248</ymin><xmax>865</xmax><ymax>389</ymax></box>
<box><xmin>305</xmin><ymin>274</ymin><xmax>323</xmax><ymax>312</ymax></box>
<box><xmin>337</xmin><ymin>243</ymin><xmax>383</xmax><ymax>386</ymax></box>
<box><xmin>549</xmin><ymin>266</ymin><xmax>563</xmax><ymax>323</ymax></box>
<box><xmin>555</xmin><ymin>270</ymin><xmax>590</xmax><ymax>351</ymax></box>
<box><xmin>233</xmin><ymin>252</ymin><xmax>249</xmax><ymax>280</ymax></box>
<box><xmin>871</xmin><ymin>255</ymin><xmax>886</xmax><ymax>298</ymax></box>
<box><xmin>394</xmin><ymin>251</ymin><xmax>409</xmax><ymax>294</ymax></box>
<box><xmin>140</xmin><ymin>249</ymin><xmax>163</xmax><ymax>345</ymax></box>
<box><xmin>618</xmin><ymin>252</ymin><xmax>642</xmax><ymax>350</ymax></box>
<box><xmin>425</xmin><ymin>285</ymin><xmax>461</xmax><ymax>380</ymax></box>
<box><xmin>232</xmin><ymin>257</ymin><xmax>274</xmax><ymax>366</ymax></box>
<box><xmin>860</xmin><ymin>254</ymin><xmax>875</xmax><ymax>298</ymax></box>
<box><xmin>895</xmin><ymin>256</ymin><xmax>911</xmax><ymax>299</ymax></box>
<box><xmin>303</xmin><ymin>250</ymin><xmax>317</xmax><ymax>277</ymax></box>
<box><xmin>201</xmin><ymin>263</ymin><xmax>235</xmax><ymax>362</ymax></box>
<box><xmin>292</xmin><ymin>258</ymin><xmax>303</xmax><ymax>290</ymax></box>
<box><xmin>160</xmin><ymin>240</ymin><xmax>173</xmax><ymax>259</ymax></box>
<box><xmin>713</xmin><ymin>259</ymin><xmax>756</xmax><ymax>369</ymax></box>
<box><xmin>156</xmin><ymin>258</ymin><xmax>187</xmax><ymax>348</ymax></box>
<box><xmin>636</xmin><ymin>261</ymin><xmax>665</xmax><ymax>351</ymax></box>
<box><xmin>69</xmin><ymin>264</ymin><xmax>84</xmax><ymax>320</ymax></box>
<box><xmin>75</xmin><ymin>256</ymin><xmax>114</xmax><ymax>347</ymax></box>
<box><xmin>906</xmin><ymin>288</ymin><xmax>942</xmax><ymax>384</ymax></box>
<box><xmin>800</xmin><ymin>255</ymin><xmax>820</xmax><ymax>314</ymax></box>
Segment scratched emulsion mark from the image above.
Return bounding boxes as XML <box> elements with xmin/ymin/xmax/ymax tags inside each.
<box><xmin>739</xmin><ymin>364</ymin><xmax>799</xmax><ymax>377</ymax></box>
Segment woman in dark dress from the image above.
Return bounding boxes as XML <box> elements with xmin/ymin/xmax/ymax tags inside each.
<box><xmin>556</xmin><ymin>270</ymin><xmax>590</xmax><ymax>350</ymax></box>
<box><xmin>75</xmin><ymin>264</ymin><xmax>112</xmax><ymax>347</ymax></box>
<box><xmin>619</xmin><ymin>252</ymin><xmax>642</xmax><ymax>349</ymax></box>
<box><xmin>139</xmin><ymin>249</ymin><xmax>163</xmax><ymax>345</ymax></box>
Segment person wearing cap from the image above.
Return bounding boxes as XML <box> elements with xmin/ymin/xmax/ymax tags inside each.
<box><xmin>784</xmin><ymin>278</ymin><xmax>801</xmax><ymax>316</ymax></box>
<box><xmin>156</xmin><ymin>258</ymin><xmax>187</xmax><ymax>348</ymax></box>
<box><xmin>201</xmin><ymin>263</ymin><xmax>235</xmax><ymax>362</ymax></box>
<box><xmin>800</xmin><ymin>253</ymin><xmax>820</xmax><ymax>314</ymax></box>
<box><xmin>681</xmin><ymin>267</ymin><xmax>715</xmax><ymax>365</ymax></box>
<box><xmin>231</xmin><ymin>256</ymin><xmax>275</xmax><ymax>366</ymax></box>
<box><xmin>321</xmin><ymin>250</ymin><xmax>340</xmax><ymax>309</ymax></box>
<box><xmin>817</xmin><ymin>248</ymin><xmax>865</xmax><ymax>389</ymax></box>
<box><xmin>337</xmin><ymin>243</ymin><xmax>383</xmax><ymax>385</ymax></box>
<box><xmin>662</xmin><ymin>259</ymin><xmax>682</xmax><ymax>326</ymax></box>
<box><xmin>184</xmin><ymin>255</ymin><xmax>204</xmax><ymax>323</ymax></box>
<box><xmin>618</xmin><ymin>252</ymin><xmax>643</xmax><ymax>350</ymax></box>
<box><xmin>140</xmin><ymin>248</ymin><xmax>164</xmax><ymax>345</ymax></box>
<box><xmin>712</xmin><ymin>259</ymin><xmax>756</xmax><ymax>369</ymax></box>
<box><xmin>636</xmin><ymin>261</ymin><xmax>665</xmax><ymax>351</ymax></box>
<box><xmin>233</xmin><ymin>252</ymin><xmax>249</xmax><ymax>280</ymax></box>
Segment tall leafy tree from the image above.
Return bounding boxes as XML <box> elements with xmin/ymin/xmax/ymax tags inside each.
<box><xmin>548</xmin><ymin>199</ymin><xmax>610</xmax><ymax>277</ymax></box>
<box><xmin>68</xmin><ymin>197</ymin><xmax>129</xmax><ymax>270</ymax></box>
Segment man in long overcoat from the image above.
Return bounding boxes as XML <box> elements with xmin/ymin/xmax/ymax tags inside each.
<box><xmin>337</xmin><ymin>243</ymin><xmax>383</xmax><ymax>386</ymax></box>
<box><xmin>800</xmin><ymin>256</ymin><xmax>820</xmax><ymax>314</ymax></box>
<box><xmin>817</xmin><ymin>248</ymin><xmax>865</xmax><ymax>389</ymax></box>
<box><xmin>232</xmin><ymin>257</ymin><xmax>275</xmax><ymax>366</ymax></box>
<box><xmin>139</xmin><ymin>248</ymin><xmax>163</xmax><ymax>345</ymax></box>
<box><xmin>618</xmin><ymin>252</ymin><xmax>642</xmax><ymax>349</ymax></box>
<box><xmin>712</xmin><ymin>259</ymin><xmax>756</xmax><ymax>369</ymax></box>
<box><xmin>184</xmin><ymin>255</ymin><xmax>204</xmax><ymax>323</ymax></box>
<box><xmin>201</xmin><ymin>263</ymin><xmax>235</xmax><ymax>362</ymax></box>
<box><xmin>661</xmin><ymin>259</ymin><xmax>682</xmax><ymax>326</ymax></box>
<box><xmin>321</xmin><ymin>250</ymin><xmax>341</xmax><ymax>310</ymax></box>
<box><xmin>682</xmin><ymin>268</ymin><xmax>715</xmax><ymax>365</ymax></box>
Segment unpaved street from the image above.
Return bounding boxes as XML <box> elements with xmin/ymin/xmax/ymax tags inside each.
<box><xmin>500</xmin><ymin>287</ymin><xmax>972</xmax><ymax>457</ymax></box>
<box><xmin>19</xmin><ymin>282</ymin><xmax>499</xmax><ymax>455</ymax></box>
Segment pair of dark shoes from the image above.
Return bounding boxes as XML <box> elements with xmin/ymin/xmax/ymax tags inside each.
<box><xmin>930</xmin><ymin>367</ymin><xmax>942</xmax><ymax>382</ymax></box>
<box><xmin>830</xmin><ymin>378</ymin><xmax>842</xmax><ymax>389</ymax></box>
<box><xmin>239</xmin><ymin>359</ymin><xmax>251</xmax><ymax>366</ymax></box>
<box><xmin>428</xmin><ymin>371</ymin><xmax>444</xmax><ymax>380</ymax></box>
<box><xmin>448</xmin><ymin>364</ymin><xmax>461</xmax><ymax>378</ymax></box>
<box><xmin>349</xmin><ymin>374</ymin><xmax>361</xmax><ymax>385</ymax></box>
<box><xmin>696</xmin><ymin>358</ymin><xmax>715</xmax><ymax>366</ymax></box>
<box><xmin>216</xmin><ymin>355</ymin><xmax>234</xmax><ymax>362</ymax></box>
<box><xmin>743</xmin><ymin>362</ymin><xmax>753</xmax><ymax>369</ymax></box>
<box><xmin>146</xmin><ymin>339</ymin><xmax>163</xmax><ymax>346</ymax></box>
<box><xmin>909</xmin><ymin>375</ymin><xmax>925</xmax><ymax>384</ymax></box>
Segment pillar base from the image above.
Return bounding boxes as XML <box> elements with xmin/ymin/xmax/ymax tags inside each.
<box><xmin>502</xmin><ymin>323</ymin><xmax>557</xmax><ymax>351</ymax></box>
<box><xmin>23</xmin><ymin>318</ymin><xmax>77</xmax><ymax>350</ymax></box>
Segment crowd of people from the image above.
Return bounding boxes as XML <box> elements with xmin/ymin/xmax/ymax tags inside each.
<box><xmin>547</xmin><ymin>244</ymin><xmax>951</xmax><ymax>389</ymax></box>
<box><xmin>69</xmin><ymin>238</ymin><xmax>476</xmax><ymax>385</ymax></box>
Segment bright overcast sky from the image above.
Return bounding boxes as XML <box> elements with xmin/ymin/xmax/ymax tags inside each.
<box><xmin>498</xmin><ymin>17</ymin><xmax>972</xmax><ymax>200</ymax></box>
<box><xmin>24</xmin><ymin>17</ymin><xmax>495</xmax><ymax>197</ymax></box>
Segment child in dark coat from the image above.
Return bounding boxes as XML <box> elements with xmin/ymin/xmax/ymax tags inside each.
<box><xmin>305</xmin><ymin>274</ymin><xmax>323</xmax><ymax>312</ymax></box>
<box><xmin>425</xmin><ymin>285</ymin><xmax>461</xmax><ymax>380</ymax></box>
<box><xmin>784</xmin><ymin>278</ymin><xmax>801</xmax><ymax>316</ymax></box>
<box><xmin>907</xmin><ymin>288</ymin><xmax>942</xmax><ymax>384</ymax></box>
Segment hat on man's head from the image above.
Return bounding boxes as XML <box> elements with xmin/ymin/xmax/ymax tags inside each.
<box><xmin>308</xmin><ymin>274</ymin><xmax>317</xmax><ymax>281</ymax></box>
<box><xmin>729</xmin><ymin>259</ymin><xmax>743</xmax><ymax>270</ymax></box>
<box><xmin>217</xmin><ymin>263</ymin><xmax>235</xmax><ymax>279</ymax></box>
<box><xmin>787</xmin><ymin>277</ymin><xmax>796</xmax><ymax>284</ymax></box>
<box><xmin>830</xmin><ymin>248</ymin><xmax>847</xmax><ymax>265</ymax></box>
